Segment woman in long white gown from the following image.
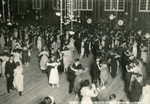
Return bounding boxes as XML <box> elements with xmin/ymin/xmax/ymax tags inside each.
<box><xmin>39</xmin><ymin>49</ymin><xmax>49</xmax><ymax>73</ymax></box>
<box><xmin>99</xmin><ymin>61</ymin><xmax>111</xmax><ymax>90</ymax></box>
<box><xmin>139</xmin><ymin>81</ymin><xmax>150</xmax><ymax>104</ymax></box>
<box><xmin>1</xmin><ymin>53</ymin><xmax>9</xmax><ymax>79</ymax></box>
<box><xmin>80</xmin><ymin>80</ymin><xmax>99</xmax><ymax>104</ymax></box>
<box><xmin>62</xmin><ymin>47</ymin><xmax>72</xmax><ymax>72</ymax></box>
<box><xmin>132</xmin><ymin>41</ymin><xmax>137</xmax><ymax>57</ymax></box>
<box><xmin>47</xmin><ymin>57</ymin><xmax>60</xmax><ymax>88</ymax></box>
<box><xmin>80</xmin><ymin>39</ymin><xmax>85</xmax><ymax>59</ymax></box>
<box><xmin>37</xmin><ymin>35</ymin><xmax>42</xmax><ymax>51</ymax></box>
<box><xmin>69</xmin><ymin>37</ymin><xmax>75</xmax><ymax>52</ymax></box>
<box><xmin>13</xmin><ymin>62</ymin><xmax>24</xmax><ymax>96</ymax></box>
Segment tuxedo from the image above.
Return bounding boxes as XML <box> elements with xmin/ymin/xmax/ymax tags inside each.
<box><xmin>92</xmin><ymin>40</ymin><xmax>99</xmax><ymax>56</ymax></box>
<box><xmin>130</xmin><ymin>79</ymin><xmax>142</xmax><ymax>102</ymax></box>
<box><xmin>75</xmin><ymin>37</ymin><xmax>81</xmax><ymax>54</ymax></box>
<box><xmin>90</xmin><ymin>61</ymin><xmax>101</xmax><ymax>85</ymax></box>
<box><xmin>68</xmin><ymin>63</ymin><xmax>82</xmax><ymax>94</ymax></box>
<box><xmin>5</xmin><ymin>60</ymin><xmax>16</xmax><ymax>93</ymax></box>
<box><xmin>110</xmin><ymin>55</ymin><xmax>118</xmax><ymax>78</ymax></box>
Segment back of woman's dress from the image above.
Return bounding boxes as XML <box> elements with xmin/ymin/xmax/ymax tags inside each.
<box><xmin>100</xmin><ymin>64</ymin><xmax>111</xmax><ymax>83</ymax></box>
<box><xmin>139</xmin><ymin>85</ymin><xmax>150</xmax><ymax>104</ymax></box>
<box><xmin>81</xmin><ymin>87</ymin><xmax>97</xmax><ymax>104</ymax></box>
<box><xmin>13</xmin><ymin>67</ymin><xmax>24</xmax><ymax>92</ymax></box>
<box><xmin>49</xmin><ymin>63</ymin><xmax>59</xmax><ymax>84</ymax></box>
<box><xmin>40</xmin><ymin>52</ymin><xmax>49</xmax><ymax>70</ymax></box>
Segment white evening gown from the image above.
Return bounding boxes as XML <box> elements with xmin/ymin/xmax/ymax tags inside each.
<box><xmin>132</xmin><ymin>42</ymin><xmax>137</xmax><ymax>57</ymax></box>
<box><xmin>49</xmin><ymin>63</ymin><xmax>59</xmax><ymax>84</ymax></box>
<box><xmin>80</xmin><ymin>41</ymin><xmax>85</xmax><ymax>58</ymax></box>
<box><xmin>39</xmin><ymin>51</ymin><xmax>49</xmax><ymax>70</ymax></box>
<box><xmin>139</xmin><ymin>85</ymin><xmax>150</xmax><ymax>104</ymax></box>
<box><xmin>80</xmin><ymin>87</ymin><xmax>97</xmax><ymax>104</ymax></box>
<box><xmin>1</xmin><ymin>56</ymin><xmax>9</xmax><ymax>77</ymax></box>
<box><xmin>13</xmin><ymin>66</ymin><xmax>24</xmax><ymax>92</ymax></box>
<box><xmin>37</xmin><ymin>36</ymin><xmax>42</xmax><ymax>51</ymax></box>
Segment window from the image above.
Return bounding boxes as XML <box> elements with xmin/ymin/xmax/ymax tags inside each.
<box><xmin>105</xmin><ymin>0</ymin><xmax>125</xmax><ymax>11</ymax></box>
<box><xmin>52</xmin><ymin>0</ymin><xmax>93</xmax><ymax>11</ymax></box>
<box><xmin>18</xmin><ymin>0</ymin><xmax>27</xmax><ymax>14</ymax></box>
<box><xmin>139</xmin><ymin>0</ymin><xmax>150</xmax><ymax>12</ymax></box>
<box><xmin>32</xmin><ymin>0</ymin><xmax>42</xmax><ymax>10</ymax></box>
<box><xmin>52</xmin><ymin>0</ymin><xmax>66</xmax><ymax>10</ymax></box>
<box><xmin>149</xmin><ymin>0</ymin><xmax>150</xmax><ymax>10</ymax></box>
<box><xmin>79</xmin><ymin>0</ymin><xmax>93</xmax><ymax>11</ymax></box>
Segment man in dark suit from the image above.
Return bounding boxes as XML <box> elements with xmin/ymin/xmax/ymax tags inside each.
<box><xmin>75</xmin><ymin>35</ymin><xmax>81</xmax><ymax>54</ymax></box>
<box><xmin>68</xmin><ymin>59</ymin><xmax>83</xmax><ymax>94</ymax></box>
<box><xmin>5</xmin><ymin>55</ymin><xmax>16</xmax><ymax>93</ymax></box>
<box><xmin>130</xmin><ymin>75</ymin><xmax>143</xmax><ymax>102</ymax></box>
<box><xmin>110</xmin><ymin>52</ymin><xmax>119</xmax><ymax>78</ymax></box>
<box><xmin>84</xmin><ymin>38</ymin><xmax>89</xmax><ymax>58</ymax></box>
<box><xmin>90</xmin><ymin>57</ymin><xmax>101</xmax><ymax>86</ymax></box>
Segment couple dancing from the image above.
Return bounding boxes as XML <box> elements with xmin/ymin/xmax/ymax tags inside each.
<box><xmin>67</xmin><ymin>59</ymin><xmax>86</xmax><ymax>95</ymax></box>
<box><xmin>91</xmin><ymin>57</ymin><xmax>111</xmax><ymax>90</ymax></box>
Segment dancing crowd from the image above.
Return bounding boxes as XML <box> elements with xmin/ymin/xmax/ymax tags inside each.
<box><xmin>0</xmin><ymin>21</ymin><xmax>150</xmax><ymax>104</ymax></box>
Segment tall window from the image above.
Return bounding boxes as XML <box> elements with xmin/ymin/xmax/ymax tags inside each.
<box><xmin>105</xmin><ymin>0</ymin><xmax>125</xmax><ymax>11</ymax></box>
<box><xmin>139</xmin><ymin>0</ymin><xmax>150</xmax><ymax>12</ymax></box>
<box><xmin>18</xmin><ymin>0</ymin><xmax>27</xmax><ymax>14</ymax></box>
<box><xmin>52</xmin><ymin>0</ymin><xmax>93</xmax><ymax>11</ymax></box>
<box><xmin>77</xmin><ymin>0</ymin><xmax>93</xmax><ymax>11</ymax></box>
<box><xmin>32</xmin><ymin>0</ymin><xmax>42</xmax><ymax>9</ymax></box>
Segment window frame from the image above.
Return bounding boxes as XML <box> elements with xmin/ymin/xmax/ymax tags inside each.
<box><xmin>139</xmin><ymin>0</ymin><xmax>150</xmax><ymax>12</ymax></box>
<box><xmin>52</xmin><ymin>0</ymin><xmax>93</xmax><ymax>11</ymax></box>
<box><xmin>104</xmin><ymin>0</ymin><xmax>125</xmax><ymax>12</ymax></box>
<box><xmin>32</xmin><ymin>0</ymin><xmax>42</xmax><ymax>10</ymax></box>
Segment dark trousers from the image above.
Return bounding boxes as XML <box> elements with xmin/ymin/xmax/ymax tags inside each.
<box><xmin>68</xmin><ymin>77</ymin><xmax>75</xmax><ymax>93</ymax></box>
<box><xmin>76</xmin><ymin>47</ymin><xmax>81</xmax><ymax>54</ymax></box>
<box><xmin>111</xmin><ymin>66</ymin><xmax>117</xmax><ymax>78</ymax></box>
<box><xmin>92</xmin><ymin>72</ymin><xmax>101</xmax><ymax>86</ymax></box>
<box><xmin>6</xmin><ymin>76</ymin><xmax>14</xmax><ymax>92</ymax></box>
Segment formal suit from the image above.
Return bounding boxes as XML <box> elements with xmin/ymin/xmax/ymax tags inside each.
<box><xmin>110</xmin><ymin>55</ymin><xmax>118</xmax><ymax>78</ymax></box>
<box><xmin>75</xmin><ymin>37</ymin><xmax>81</xmax><ymax>54</ymax></box>
<box><xmin>90</xmin><ymin>61</ymin><xmax>101</xmax><ymax>86</ymax></box>
<box><xmin>130</xmin><ymin>79</ymin><xmax>142</xmax><ymax>102</ymax></box>
<box><xmin>68</xmin><ymin>63</ymin><xmax>82</xmax><ymax>94</ymax></box>
<box><xmin>5</xmin><ymin>60</ymin><xmax>16</xmax><ymax>93</ymax></box>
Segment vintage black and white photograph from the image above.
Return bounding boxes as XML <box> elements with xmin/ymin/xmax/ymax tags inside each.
<box><xmin>0</xmin><ymin>0</ymin><xmax>150</xmax><ymax>104</ymax></box>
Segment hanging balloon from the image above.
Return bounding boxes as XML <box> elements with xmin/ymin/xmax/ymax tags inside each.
<box><xmin>134</xmin><ymin>18</ymin><xmax>138</xmax><ymax>21</ymax></box>
<box><xmin>109</xmin><ymin>14</ymin><xmax>115</xmax><ymax>20</ymax></box>
<box><xmin>125</xmin><ymin>12</ymin><xmax>128</xmax><ymax>16</ymax></box>
<box><xmin>69</xmin><ymin>14</ymin><xmax>74</xmax><ymax>20</ymax></box>
<box><xmin>87</xmin><ymin>18</ymin><xmax>92</xmax><ymax>24</ymax></box>
<box><xmin>35</xmin><ymin>16</ymin><xmax>39</xmax><ymax>20</ymax></box>
<box><xmin>21</xmin><ymin>16</ymin><xmax>24</xmax><ymax>19</ymax></box>
<box><xmin>118</xmin><ymin>20</ymin><xmax>124</xmax><ymax>26</ymax></box>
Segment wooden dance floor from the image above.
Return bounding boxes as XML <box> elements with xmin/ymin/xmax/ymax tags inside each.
<box><xmin>0</xmin><ymin>48</ymin><xmax>149</xmax><ymax>104</ymax></box>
